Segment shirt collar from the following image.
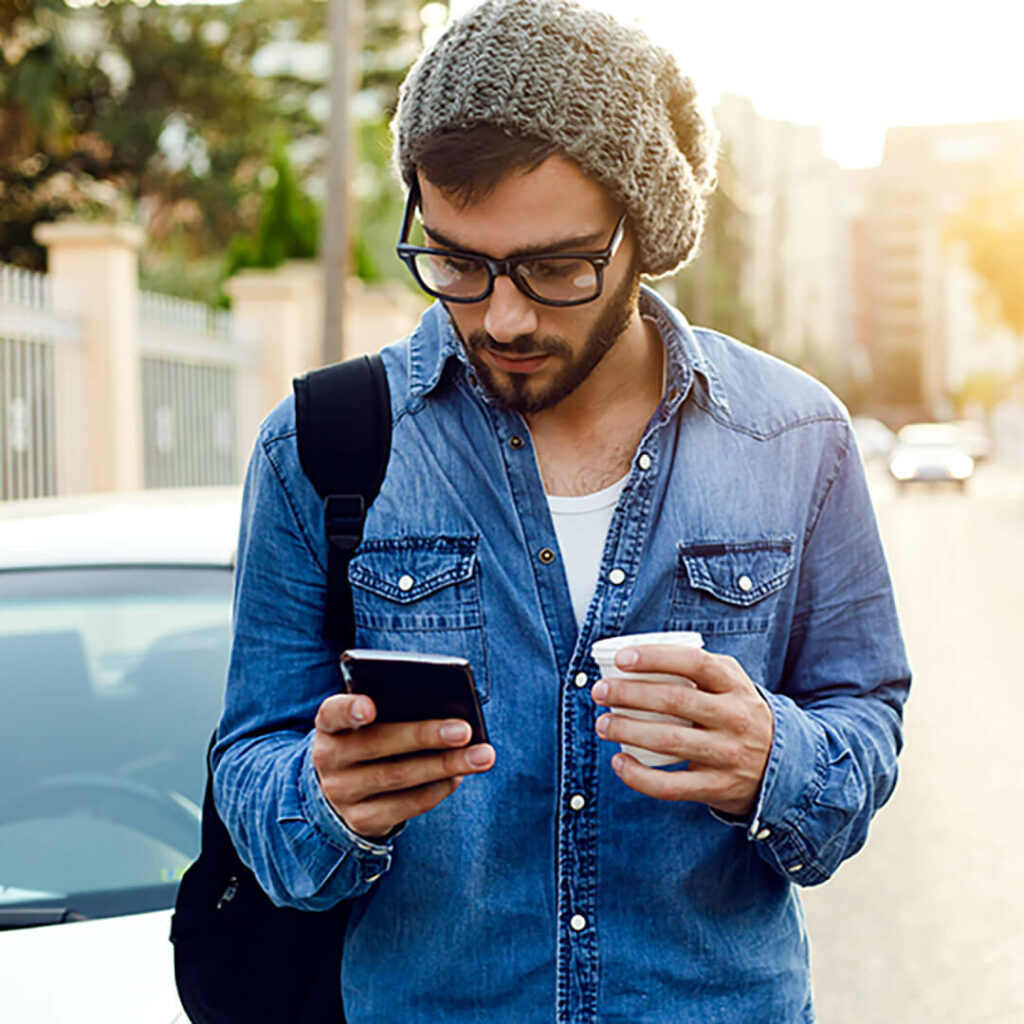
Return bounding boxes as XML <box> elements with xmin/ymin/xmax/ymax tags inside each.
<box><xmin>406</xmin><ymin>285</ymin><xmax>731</xmax><ymax>417</ymax></box>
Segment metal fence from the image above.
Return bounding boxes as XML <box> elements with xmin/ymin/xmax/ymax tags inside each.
<box><xmin>0</xmin><ymin>264</ymin><xmax>82</xmax><ymax>500</ymax></box>
<box><xmin>138</xmin><ymin>291</ymin><xmax>257</xmax><ymax>490</ymax></box>
<box><xmin>0</xmin><ymin>261</ymin><xmax>257</xmax><ymax>500</ymax></box>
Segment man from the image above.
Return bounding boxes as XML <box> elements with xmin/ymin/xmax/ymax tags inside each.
<box><xmin>213</xmin><ymin>1</ymin><xmax>910</xmax><ymax>1020</ymax></box>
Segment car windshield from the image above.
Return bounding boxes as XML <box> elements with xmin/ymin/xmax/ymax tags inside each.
<box><xmin>897</xmin><ymin>423</ymin><xmax>963</xmax><ymax>446</ymax></box>
<box><xmin>0</xmin><ymin>567</ymin><xmax>232</xmax><ymax>922</ymax></box>
<box><xmin>901</xmin><ymin>443</ymin><xmax>963</xmax><ymax>455</ymax></box>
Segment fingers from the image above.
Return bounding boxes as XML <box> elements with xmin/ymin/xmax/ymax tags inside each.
<box><xmin>318</xmin><ymin>743</ymin><xmax>495</xmax><ymax>840</ymax></box>
<box><xmin>312</xmin><ymin>692</ymin><xmax>497</xmax><ymax>839</ymax></box>
<box><xmin>315</xmin><ymin>693</ymin><xmax>378</xmax><ymax>733</ymax></box>
<box><xmin>593</xmin><ymin>649</ymin><xmax>773</xmax><ymax>818</ymax></box>
<box><xmin>312</xmin><ymin>712</ymin><xmax>492</xmax><ymax>777</ymax></box>
<box><xmin>325</xmin><ymin>743</ymin><xmax>495</xmax><ymax>806</ymax></box>
<box><xmin>594</xmin><ymin>711</ymin><xmax>730</xmax><ymax>768</ymax></box>
<box><xmin>315</xmin><ymin>694</ymin><xmax>477</xmax><ymax>769</ymax></box>
<box><xmin>610</xmin><ymin>751</ymin><xmax>760</xmax><ymax>817</ymax></box>
<box><xmin>591</xmin><ymin>675</ymin><xmax>720</xmax><ymax>727</ymax></box>
<box><xmin>341</xmin><ymin>777</ymin><xmax>466</xmax><ymax>839</ymax></box>
<box><xmin>608</xmin><ymin>752</ymin><xmax>755</xmax><ymax>815</ymax></box>
<box><xmin>612</xmin><ymin>644</ymin><xmax>741</xmax><ymax>694</ymax></box>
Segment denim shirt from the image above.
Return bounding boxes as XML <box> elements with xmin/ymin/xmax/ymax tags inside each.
<box><xmin>214</xmin><ymin>287</ymin><xmax>910</xmax><ymax>1024</ymax></box>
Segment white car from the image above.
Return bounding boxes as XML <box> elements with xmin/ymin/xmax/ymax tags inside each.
<box><xmin>0</xmin><ymin>488</ymin><xmax>240</xmax><ymax>1022</ymax></box>
<box><xmin>952</xmin><ymin>419</ymin><xmax>993</xmax><ymax>462</ymax></box>
<box><xmin>889</xmin><ymin>423</ymin><xmax>975</xmax><ymax>492</ymax></box>
<box><xmin>851</xmin><ymin>416</ymin><xmax>896</xmax><ymax>462</ymax></box>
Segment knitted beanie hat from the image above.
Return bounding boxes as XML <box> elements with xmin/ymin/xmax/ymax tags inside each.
<box><xmin>392</xmin><ymin>0</ymin><xmax>719</xmax><ymax>278</ymax></box>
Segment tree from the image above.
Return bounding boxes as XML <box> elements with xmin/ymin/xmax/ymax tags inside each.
<box><xmin>351</xmin><ymin>0</ymin><xmax>443</xmax><ymax>287</ymax></box>
<box><xmin>1</xmin><ymin>0</ymin><xmax>324</xmax><ymax>286</ymax></box>
<box><xmin>949</xmin><ymin>184</ymin><xmax>1024</xmax><ymax>335</ymax></box>
<box><xmin>1</xmin><ymin>0</ymin><xmax>442</xmax><ymax>303</ymax></box>
<box><xmin>668</xmin><ymin>155</ymin><xmax>762</xmax><ymax>348</ymax></box>
<box><xmin>224</xmin><ymin>143</ymin><xmax>319</xmax><ymax>276</ymax></box>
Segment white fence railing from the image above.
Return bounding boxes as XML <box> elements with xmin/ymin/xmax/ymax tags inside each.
<box><xmin>0</xmin><ymin>254</ymin><xmax>260</xmax><ymax>500</ymax></box>
<box><xmin>5</xmin><ymin>223</ymin><xmax>422</xmax><ymax>500</ymax></box>
<box><xmin>0</xmin><ymin>264</ymin><xmax>84</xmax><ymax>500</ymax></box>
<box><xmin>139</xmin><ymin>289</ymin><xmax>258</xmax><ymax>490</ymax></box>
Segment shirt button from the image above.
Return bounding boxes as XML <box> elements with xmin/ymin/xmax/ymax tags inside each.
<box><xmin>573</xmin><ymin>672</ymin><xmax>588</xmax><ymax>689</ymax></box>
<box><xmin>755</xmin><ymin>827</ymin><xmax>772</xmax><ymax>841</ymax></box>
<box><xmin>509</xmin><ymin>435</ymin><xmax>525</xmax><ymax>450</ymax></box>
<box><xmin>788</xmin><ymin>863</ymin><xmax>803</xmax><ymax>873</ymax></box>
<box><xmin>398</xmin><ymin>574</ymin><xmax>415</xmax><ymax>592</ymax></box>
<box><xmin>738</xmin><ymin>574</ymin><xmax>754</xmax><ymax>593</ymax></box>
<box><xmin>638</xmin><ymin>452</ymin><xmax>652</xmax><ymax>470</ymax></box>
<box><xmin>569</xmin><ymin>914</ymin><xmax>587</xmax><ymax>932</ymax></box>
<box><xmin>608</xmin><ymin>568</ymin><xmax>626</xmax><ymax>585</ymax></box>
<box><xmin>569</xmin><ymin>794</ymin><xmax>586</xmax><ymax>811</ymax></box>
<box><xmin>539</xmin><ymin>548</ymin><xmax>556</xmax><ymax>565</ymax></box>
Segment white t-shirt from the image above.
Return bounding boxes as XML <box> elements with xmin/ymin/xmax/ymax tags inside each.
<box><xmin>547</xmin><ymin>474</ymin><xmax>629</xmax><ymax>627</ymax></box>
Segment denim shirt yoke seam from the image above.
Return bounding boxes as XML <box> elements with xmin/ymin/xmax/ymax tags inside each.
<box><xmin>801</xmin><ymin>419</ymin><xmax>855</xmax><ymax>552</ymax></box>
<box><xmin>260</xmin><ymin>429</ymin><xmax>327</xmax><ymax>579</ymax></box>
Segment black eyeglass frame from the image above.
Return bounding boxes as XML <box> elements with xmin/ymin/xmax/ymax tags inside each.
<box><xmin>395</xmin><ymin>182</ymin><xmax>627</xmax><ymax>308</ymax></box>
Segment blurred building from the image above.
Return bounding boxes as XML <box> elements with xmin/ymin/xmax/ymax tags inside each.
<box><xmin>713</xmin><ymin>94</ymin><xmax>851</xmax><ymax>388</ymax></box>
<box><xmin>861</xmin><ymin>120</ymin><xmax>1024</xmax><ymax>420</ymax></box>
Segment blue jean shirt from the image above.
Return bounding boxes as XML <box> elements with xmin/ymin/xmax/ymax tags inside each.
<box><xmin>214</xmin><ymin>287</ymin><xmax>910</xmax><ymax>1023</ymax></box>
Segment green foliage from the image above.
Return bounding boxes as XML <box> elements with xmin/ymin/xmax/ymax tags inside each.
<box><xmin>354</xmin><ymin>112</ymin><xmax>412</xmax><ymax>287</ymax></box>
<box><xmin>1</xmin><ymin>0</ymin><xmax>324</xmax><ymax>274</ymax></box>
<box><xmin>948</xmin><ymin>185</ymin><xmax>1024</xmax><ymax>335</ymax></box>
<box><xmin>2</xmin><ymin>0</ymin><xmax>440</xmax><ymax>299</ymax></box>
<box><xmin>351</xmin><ymin>1</ymin><xmax>438</xmax><ymax>290</ymax></box>
<box><xmin>222</xmin><ymin>144</ymin><xmax>319</xmax><ymax>278</ymax></box>
<box><xmin>953</xmin><ymin>371</ymin><xmax>1011</xmax><ymax>414</ymax></box>
<box><xmin>669</xmin><ymin>158</ymin><xmax>762</xmax><ymax>348</ymax></box>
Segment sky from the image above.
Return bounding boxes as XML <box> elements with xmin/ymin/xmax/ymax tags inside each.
<box><xmin>449</xmin><ymin>0</ymin><xmax>1024</xmax><ymax>168</ymax></box>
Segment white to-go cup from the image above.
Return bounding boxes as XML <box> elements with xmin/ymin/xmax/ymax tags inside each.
<box><xmin>590</xmin><ymin>631</ymin><xmax>705</xmax><ymax>768</ymax></box>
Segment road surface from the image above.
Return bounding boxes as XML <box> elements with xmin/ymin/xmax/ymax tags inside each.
<box><xmin>802</xmin><ymin>460</ymin><xmax>1024</xmax><ymax>1023</ymax></box>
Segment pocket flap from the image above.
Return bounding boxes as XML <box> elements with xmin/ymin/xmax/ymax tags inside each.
<box><xmin>678</xmin><ymin>538</ymin><xmax>795</xmax><ymax>607</ymax></box>
<box><xmin>349</xmin><ymin>536</ymin><xmax>478</xmax><ymax>604</ymax></box>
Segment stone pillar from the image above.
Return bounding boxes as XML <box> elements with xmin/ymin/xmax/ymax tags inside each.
<box><xmin>225</xmin><ymin>261</ymin><xmax>324</xmax><ymax>423</ymax></box>
<box><xmin>34</xmin><ymin>221</ymin><xmax>145</xmax><ymax>493</ymax></box>
<box><xmin>343</xmin><ymin>278</ymin><xmax>427</xmax><ymax>359</ymax></box>
<box><xmin>226</xmin><ymin>263</ymin><xmax>427</xmax><ymax>453</ymax></box>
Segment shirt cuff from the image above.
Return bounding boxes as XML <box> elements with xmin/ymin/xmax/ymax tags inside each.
<box><xmin>710</xmin><ymin>685</ymin><xmax>828</xmax><ymax>886</ymax></box>
<box><xmin>297</xmin><ymin>740</ymin><xmax>399</xmax><ymax>885</ymax></box>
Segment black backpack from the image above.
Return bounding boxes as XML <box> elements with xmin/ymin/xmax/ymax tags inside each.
<box><xmin>170</xmin><ymin>353</ymin><xmax>392</xmax><ymax>1023</ymax></box>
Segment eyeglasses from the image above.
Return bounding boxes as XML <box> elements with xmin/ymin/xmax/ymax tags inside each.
<box><xmin>395</xmin><ymin>183</ymin><xmax>626</xmax><ymax>307</ymax></box>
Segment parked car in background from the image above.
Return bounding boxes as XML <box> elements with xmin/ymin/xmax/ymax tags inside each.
<box><xmin>889</xmin><ymin>422</ymin><xmax>975</xmax><ymax>492</ymax></box>
<box><xmin>952</xmin><ymin>419</ymin><xmax>993</xmax><ymax>462</ymax></box>
<box><xmin>0</xmin><ymin>488</ymin><xmax>240</xmax><ymax>1022</ymax></box>
<box><xmin>851</xmin><ymin>416</ymin><xmax>897</xmax><ymax>462</ymax></box>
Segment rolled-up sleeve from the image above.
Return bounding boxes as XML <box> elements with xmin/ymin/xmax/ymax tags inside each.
<box><xmin>716</xmin><ymin>421</ymin><xmax>911</xmax><ymax>886</ymax></box>
<box><xmin>212</xmin><ymin>404</ymin><xmax>395</xmax><ymax>910</ymax></box>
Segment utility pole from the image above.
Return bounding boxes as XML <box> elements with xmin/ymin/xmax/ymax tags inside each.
<box><xmin>322</xmin><ymin>0</ymin><xmax>361</xmax><ymax>365</ymax></box>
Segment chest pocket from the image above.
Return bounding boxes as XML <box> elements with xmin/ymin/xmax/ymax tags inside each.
<box><xmin>348</xmin><ymin>536</ymin><xmax>490</xmax><ymax>702</ymax></box>
<box><xmin>667</xmin><ymin>538</ymin><xmax>795</xmax><ymax>683</ymax></box>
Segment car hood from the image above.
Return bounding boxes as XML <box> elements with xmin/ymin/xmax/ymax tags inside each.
<box><xmin>0</xmin><ymin>909</ymin><xmax>184</xmax><ymax>1022</ymax></box>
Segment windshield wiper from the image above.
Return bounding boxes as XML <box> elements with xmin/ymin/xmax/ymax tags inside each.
<box><xmin>0</xmin><ymin>907</ymin><xmax>87</xmax><ymax>930</ymax></box>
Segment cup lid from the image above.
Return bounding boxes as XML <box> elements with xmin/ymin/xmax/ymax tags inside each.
<box><xmin>591</xmin><ymin>631</ymin><xmax>704</xmax><ymax>660</ymax></box>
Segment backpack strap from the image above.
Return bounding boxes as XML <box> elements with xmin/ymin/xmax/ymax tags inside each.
<box><xmin>293</xmin><ymin>353</ymin><xmax>392</xmax><ymax>644</ymax></box>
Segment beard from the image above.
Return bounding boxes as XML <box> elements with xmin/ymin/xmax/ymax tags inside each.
<box><xmin>457</xmin><ymin>262</ymin><xmax>641</xmax><ymax>415</ymax></box>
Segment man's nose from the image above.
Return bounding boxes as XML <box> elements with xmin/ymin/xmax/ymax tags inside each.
<box><xmin>483</xmin><ymin>275</ymin><xmax>539</xmax><ymax>345</ymax></box>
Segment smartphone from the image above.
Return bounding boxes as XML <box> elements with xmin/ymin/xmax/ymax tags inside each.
<box><xmin>339</xmin><ymin>649</ymin><xmax>489</xmax><ymax>745</ymax></box>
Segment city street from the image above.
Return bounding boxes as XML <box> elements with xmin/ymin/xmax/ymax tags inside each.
<box><xmin>802</xmin><ymin>460</ymin><xmax>1024</xmax><ymax>1023</ymax></box>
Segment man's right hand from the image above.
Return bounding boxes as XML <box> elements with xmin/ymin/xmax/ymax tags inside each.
<box><xmin>312</xmin><ymin>693</ymin><xmax>495</xmax><ymax>840</ymax></box>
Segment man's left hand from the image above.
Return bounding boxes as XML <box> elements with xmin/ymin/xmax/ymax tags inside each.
<box><xmin>592</xmin><ymin>644</ymin><xmax>774</xmax><ymax>819</ymax></box>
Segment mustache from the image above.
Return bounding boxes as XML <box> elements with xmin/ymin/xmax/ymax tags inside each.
<box><xmin>466</xmin><ymin>330</ymin><xmax>572</xmax><ymax>358</ymax></box>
